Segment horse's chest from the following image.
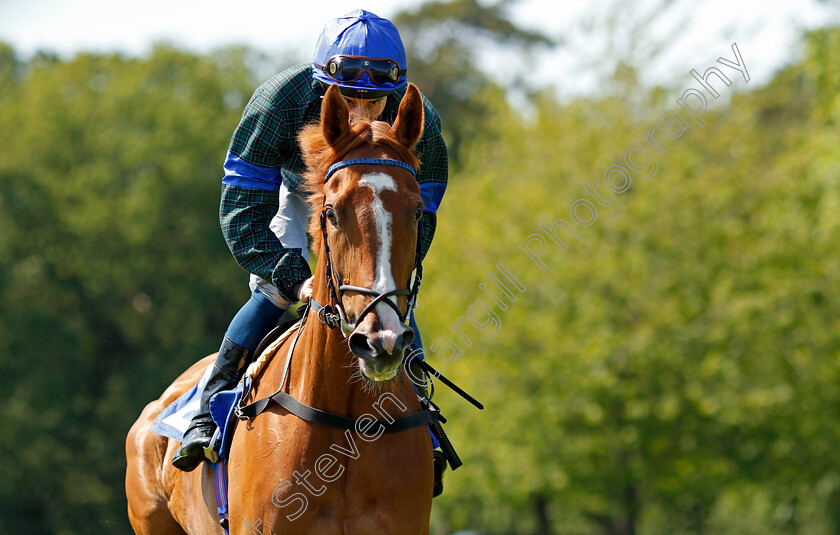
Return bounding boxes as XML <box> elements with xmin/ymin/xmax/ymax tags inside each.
<box><xmin>230</xmin><ymin>422</ymin><xmax>431</xmax><ymax>534</ymax></box>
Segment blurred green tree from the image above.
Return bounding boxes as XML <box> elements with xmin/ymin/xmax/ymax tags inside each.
<box><xmin>393</xmin><ymin>0</ymin><xmax>553</xmax><ymax>163</ymax></box>
<box><xmin>421</xmin><ymin>25</ymin><xmax>840</xmax><ymax>535</ymax></box>
<box><xmin>0</xmin><ymin>44</ymin><xmax>254</xmax><ymax>534</ymax></box>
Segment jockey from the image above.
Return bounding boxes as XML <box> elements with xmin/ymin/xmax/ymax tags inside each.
<box><xmin>172</xmin><ymin>9</ymin><xmax>449</xmax><ymax>493</ymax></box>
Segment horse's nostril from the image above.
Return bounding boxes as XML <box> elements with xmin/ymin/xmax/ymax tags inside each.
<box><xmin>397</xmin><ymin>329</ymin><xmax>415</xmax><ymax>352</ymax></box>
<box><xmin>349</xmin><ymin>332</ymin><xmax>380</xmax><ymax>360</ymax></box>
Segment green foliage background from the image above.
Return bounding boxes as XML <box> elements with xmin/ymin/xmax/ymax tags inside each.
<box><xmin>1</xmin><ymin>6</ymin><xmax>839</xmax><ymax>534</ymax></box>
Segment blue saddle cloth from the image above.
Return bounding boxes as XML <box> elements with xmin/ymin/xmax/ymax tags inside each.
<box><xmin>149</xmin><ymin>365</ymin><xmax>245</xmax><ymax>460</ymax></box>
<box><xmin>208</xmin><ymin>378</ymin><xmax>248</xmax><ymax>459</ymax></box>
<box><xmin>149</xmin><ymin>365</ymin><xmax>212</xmax><ymax>441</ymax></box>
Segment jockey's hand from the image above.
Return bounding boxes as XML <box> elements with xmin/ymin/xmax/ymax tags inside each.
<box><xmin>296</xmin><ymin>276</ymin><xmax>314</xmax><ymax>302</ymax></box>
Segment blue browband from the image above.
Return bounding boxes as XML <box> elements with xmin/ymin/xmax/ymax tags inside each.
<box><xmin>324</xmin><ymin>158</ymin><xmax>416</xmax><ymax>182</ymax></box>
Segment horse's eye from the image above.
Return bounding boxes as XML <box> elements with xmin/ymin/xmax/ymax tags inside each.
<box><xmin>325</xmin><ymin>207</ymin><xmax>338</xmax><ymax>225</ymax></box>
<box><xmin>414</xmin><ymin>207</ymin><xmax>423</xmax><ymax>222</ymax></box>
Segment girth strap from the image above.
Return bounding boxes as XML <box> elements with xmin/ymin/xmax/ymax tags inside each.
<box><xmin>237</xmin><ymin>390</ymin><xmax>439</xmax><ymax>433</ymax></box>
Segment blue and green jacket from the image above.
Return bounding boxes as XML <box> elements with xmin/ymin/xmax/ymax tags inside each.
<box><xmin>220</xmin><ymin>63</ymin><xmax>449</xmax><ymax>303</ymax></box>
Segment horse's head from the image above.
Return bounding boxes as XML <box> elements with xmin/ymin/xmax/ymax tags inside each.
<box><xmin>300</xmin><ymin>83</ymin><xmax>425</xmax><ymax>382</ymax></box>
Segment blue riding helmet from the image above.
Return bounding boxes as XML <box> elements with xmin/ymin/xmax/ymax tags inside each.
<box><xmin>313</xmin><ymin>9</ymin><xmax>407</xmax><ymax>99</ymax></box>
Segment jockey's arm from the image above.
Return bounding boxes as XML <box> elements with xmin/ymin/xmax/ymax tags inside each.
<box><xmin>415</xmin><ymin>98</ymin><xmax>449</xmax><ymax>262</ymax></box>
<box><xmin>218</xmin><ymin>77</ymin><xmax>312</xmax><ymax>304</ymax></box>
<box><xmin>219</xmin><ymin>179</ymin><xmax>311</xmax><ymax>304</ymax></box>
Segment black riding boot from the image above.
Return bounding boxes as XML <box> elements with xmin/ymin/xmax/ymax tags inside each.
<box><xmin>407</xmin><ymin>357</ymin><xmax>447</xmax><ymax>497</ymax></box>
<box><xmin>172</xmin><ymin>337</ymin><xmax>250</xmax><ymax>472</ymax></box>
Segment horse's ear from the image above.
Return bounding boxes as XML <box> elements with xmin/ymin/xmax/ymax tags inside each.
<box><xmin>392</xmin><ymin>83</ymin><xmax>424</xmax><ymax>150</ymax></box>
<box><xmin>321</xmin><ymin>84</ymin><xmax>350</xmax><ymax>147</ymax></box>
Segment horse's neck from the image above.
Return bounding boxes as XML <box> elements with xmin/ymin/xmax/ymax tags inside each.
<box><xmin>283</xmin><ymin>278</ymin><xmax>366</xmax><ymax>415</ymax></box>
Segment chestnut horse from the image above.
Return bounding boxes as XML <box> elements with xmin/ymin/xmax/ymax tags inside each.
<box><xmin>126</xmin><ymin>83</ymin><xmax>434</xmax><ymax>534</ymax></box>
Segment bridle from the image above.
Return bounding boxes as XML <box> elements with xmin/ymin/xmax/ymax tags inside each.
<box><xmin>309</xmin><ymin>157</ymin><xmax>423</xmax><ymax>336</ymax></box>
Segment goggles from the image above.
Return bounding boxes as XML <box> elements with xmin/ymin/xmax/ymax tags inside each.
<box><xmin>316</xmin><ymin>55</ymin><xmax>406</xmax><ymax>86</ymax></box>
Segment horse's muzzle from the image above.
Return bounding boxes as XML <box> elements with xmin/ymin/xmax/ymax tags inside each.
<box><xmin>349</xmin><ymin>324</ymin><xmax>414</xmax><ymax>381</ymax></box>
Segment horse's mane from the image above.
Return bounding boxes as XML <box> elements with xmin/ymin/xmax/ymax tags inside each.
<box><xmin>298</xmin><ymin>118</ymin><xmax>420</xmax><ymax>251</ymax></box>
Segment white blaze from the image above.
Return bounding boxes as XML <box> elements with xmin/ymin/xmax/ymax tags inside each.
<box><xmin>358</xmin><ymin>172</ymin><xmax>405</xmax><ymax>350</ymax></box>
